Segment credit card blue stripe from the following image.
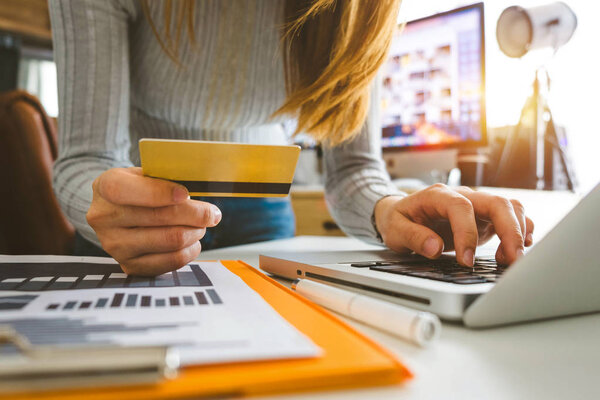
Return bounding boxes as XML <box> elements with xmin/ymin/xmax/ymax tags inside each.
<box><xmin>173</xmin><ymin>181</ymin><xmax>291</xmax><ymax>194</ymax></box>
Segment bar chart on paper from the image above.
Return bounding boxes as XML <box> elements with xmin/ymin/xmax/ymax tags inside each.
<box><xmin>0</xmin><ymin>262</ymin><xmax>213</xmax><ymax>292</ymax></box>
<box><xmin>43</xmin><ymin>289</ymin><xmax>222</xmax><ymax>311</ymax></box>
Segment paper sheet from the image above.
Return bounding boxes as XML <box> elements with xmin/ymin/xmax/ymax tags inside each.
<box><xmin>0</xmin><ymin>255</ymin><xmax>320</xmax><ymax>366</ymax></box>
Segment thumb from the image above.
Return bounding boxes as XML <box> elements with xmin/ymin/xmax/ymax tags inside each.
<box><xmin>384</xmin><ymin>213</ymin><xmax>444</xmax><ymax>259</ymax></box>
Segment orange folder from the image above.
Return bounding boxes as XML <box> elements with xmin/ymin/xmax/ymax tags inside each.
<box><xmin>7</xmin><ymin>261</ymin><xmax>412</xmax><ymax>399</ymax></box>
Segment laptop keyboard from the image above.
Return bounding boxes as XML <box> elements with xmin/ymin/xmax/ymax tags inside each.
<box><xmin>346</xmin><ymin>257</ymin><xmax>506</xmax><ymax>284</ymax></box>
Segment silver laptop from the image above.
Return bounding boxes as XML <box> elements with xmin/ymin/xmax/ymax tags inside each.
<box><xmin>260</xmin><ymin>184</ymin><xmax>600</xmax><ymax>328</ymax></box>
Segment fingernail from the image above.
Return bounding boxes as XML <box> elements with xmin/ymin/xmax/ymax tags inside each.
<box><xmin>526</xmin><ymin>233</ymin><xmax>533</xmax><ymax>245</ymax></box>
<box><xmin>212</xmin><ymin>206</ymin><xmax>222</xmax><ymax>225</ymax></box>
<box><xmin>463</xmin><ymin>249</ymin><xmax>474</xmax><ymax>267</ymax></box>
<box><xmin>423</xmin><ymin>237</ymin><xmax>440</xmax><ymax>258</ymax></box>
<box><xmin>173</xmin><ymin>186</ymin><xmax>189</xmax><ymax>202</ymax></box>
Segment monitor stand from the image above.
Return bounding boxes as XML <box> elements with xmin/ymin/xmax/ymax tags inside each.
<box><xmin>382</xmin><ymin>149</ymin><xmax>458</xmax><ymax>186</ymax></box>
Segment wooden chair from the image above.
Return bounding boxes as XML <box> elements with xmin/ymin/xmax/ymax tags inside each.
<box><xmin>0</xmin><ymin>90</ymin><xmax>74</xmax><ymax>254</ymax></box>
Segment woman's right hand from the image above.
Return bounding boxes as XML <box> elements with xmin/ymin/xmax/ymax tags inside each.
<box><xmin>86</xmin><ymin>167</ymin><xmax>221</xmax><ymax>276</ymax></box>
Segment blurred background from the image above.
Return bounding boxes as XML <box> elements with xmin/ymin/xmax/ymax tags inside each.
<box><xmin>398</xmin><ymin>0</ymin><xmax>600</xmax><ymax>194</ymax></box>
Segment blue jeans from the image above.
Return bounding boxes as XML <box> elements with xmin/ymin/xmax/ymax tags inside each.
<box><xmin>73</xmin><ymin>197</ymin><xmax>295</xmax><ymax>256</ymax></box>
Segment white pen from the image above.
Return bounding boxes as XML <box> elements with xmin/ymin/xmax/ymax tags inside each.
<box><xmin>292</xmin><ymin>278</ymin><xmax>441</xmax><ymax>347</ymax></box>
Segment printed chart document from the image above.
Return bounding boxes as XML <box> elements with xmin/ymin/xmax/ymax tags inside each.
<box><xmin>0</xmin><ymin>255</ymin><xmax>320</xmax><ymax>366</ymax></box>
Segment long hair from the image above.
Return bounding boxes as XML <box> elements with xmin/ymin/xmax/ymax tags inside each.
<box><xmin>141</xmin><ymin>0</ymin><xmax>402</xmax><ymax>146</ymax></box>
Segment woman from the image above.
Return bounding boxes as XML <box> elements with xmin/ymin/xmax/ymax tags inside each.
<box><xmin>49</xmin><ymin>0</ymin><xmax>533</xmax><ymax>276</ymax></box>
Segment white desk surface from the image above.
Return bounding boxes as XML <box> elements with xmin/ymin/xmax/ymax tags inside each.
<box><xmin>199</xmin><ymin>189</ymin><xmax>600</xmax><ymax>400</ymax></box>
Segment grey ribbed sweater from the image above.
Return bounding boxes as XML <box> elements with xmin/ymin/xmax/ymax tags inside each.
<box><xmin>48</xmin><ymin>0</ymin><xmax>403</xmax><ymax>247</ymax></box>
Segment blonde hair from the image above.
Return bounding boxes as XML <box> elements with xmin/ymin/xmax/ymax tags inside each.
<box><xmin>141</xmin><ymin>0</ymin><xmax>402</xmax><ymax>146</ymax></box>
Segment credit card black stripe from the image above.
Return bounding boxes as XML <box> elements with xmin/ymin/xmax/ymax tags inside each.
<box><xmin>173</xmin><ymin>181</ymin><xmax>291</xmax><ymax>194</ymax></box>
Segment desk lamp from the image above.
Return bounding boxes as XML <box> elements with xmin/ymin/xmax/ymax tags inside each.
<box><xmin>492</xmin><ymin>2</ymin><xmax>576</xmax><ymax>190</ymax></box>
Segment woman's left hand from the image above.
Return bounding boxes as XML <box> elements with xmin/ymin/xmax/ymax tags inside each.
<box><xmin>374</xmin><ymin>184</ymin><xmax>534</xmax><ymax>266</ymax></box>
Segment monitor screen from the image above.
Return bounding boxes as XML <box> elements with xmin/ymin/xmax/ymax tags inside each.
<box><xmin>381</xmin><ymin>3</ymin><xmax>485</xmax><ymax>151</ymax></box>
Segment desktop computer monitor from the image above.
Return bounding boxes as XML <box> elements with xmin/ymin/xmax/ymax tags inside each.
<box><xmin>381</xmin><ymin>3</ymin><xmax>486</xmax><ymax>181</ymax></box>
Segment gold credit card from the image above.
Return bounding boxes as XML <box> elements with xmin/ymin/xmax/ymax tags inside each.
<box><xmin>139</xmin><ymin>139</ymin><xmax>301</xmax><ymax>197</ymax></box>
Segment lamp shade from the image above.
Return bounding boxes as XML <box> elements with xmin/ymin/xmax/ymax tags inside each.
<box><xmin>496</xmin><ymin>2</ymin><xmax>577</xmax><ymax>58</ymax></box>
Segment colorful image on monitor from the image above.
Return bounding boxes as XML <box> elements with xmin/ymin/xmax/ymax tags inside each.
<box><xmin>381</xmin><ymin>4</ymin><xmax>484</xmax><ymax>149</ymax></box>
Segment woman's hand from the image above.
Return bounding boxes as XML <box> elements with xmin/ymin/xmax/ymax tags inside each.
<box><xmin>86</xmin><ymin>167</ymin><xmax>222</xmax><ymax>276</ymax></box>
<box><xmin>374</xmin><ymin>184</ymin><xmax>534</xmax><ymax>266</ymax></box>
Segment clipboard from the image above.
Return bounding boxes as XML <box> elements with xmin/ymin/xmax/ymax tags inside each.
<box><xmin>5</xmin><ymin>260</ymin><xmax>412</xmax><ymax>399</ymax></box>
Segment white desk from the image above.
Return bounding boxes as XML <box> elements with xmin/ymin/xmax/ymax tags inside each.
<box><xmin>198</xmin><ymin>189</ymin><xmax>600</xmax><ymax>400</ymax></box>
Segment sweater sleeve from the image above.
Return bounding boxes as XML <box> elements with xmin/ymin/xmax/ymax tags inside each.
<box><xmin>49</xmin><ymin>0</ymin><xmax>138</xmax><ymax>246</ymax></box>
<box><xmin>322</xmin><ymin>75</ymin><xmax>406</xmax><ymax>244</ymax></box>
